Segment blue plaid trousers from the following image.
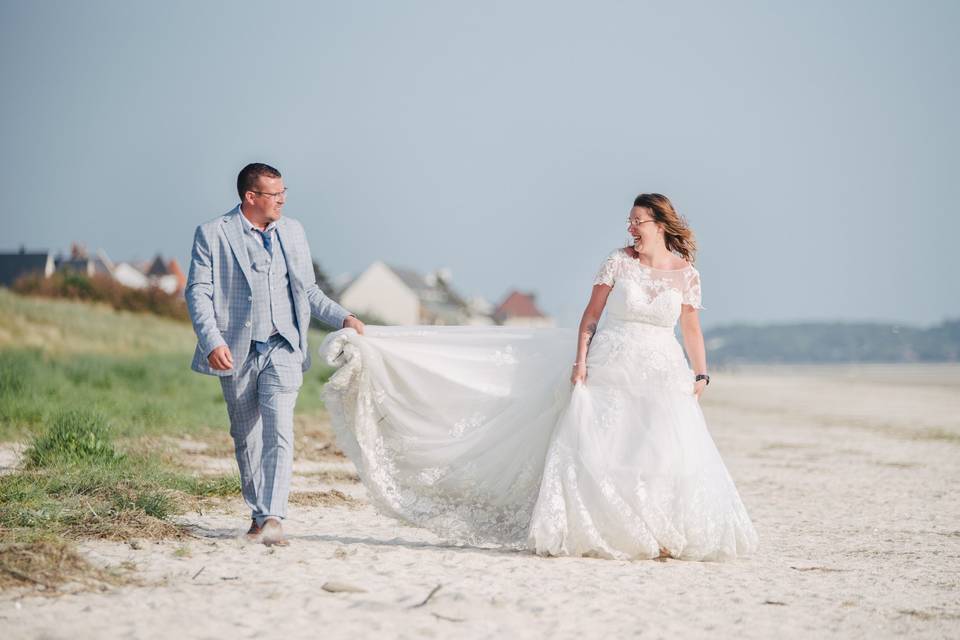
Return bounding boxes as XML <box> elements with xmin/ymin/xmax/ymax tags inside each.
<box><xmin>219</xmin><ymin>333</ymin><xmax>303</xmax><ymax>526</ymax></box>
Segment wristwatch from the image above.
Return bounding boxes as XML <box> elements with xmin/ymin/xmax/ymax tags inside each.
<box><xmin>695</xmin><ymin>374</ymin><xmax>710</xmax><ymax>385</ymax></box>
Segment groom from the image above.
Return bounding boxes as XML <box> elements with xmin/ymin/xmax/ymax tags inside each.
<box><xmin>186</xmin><ymin>162</ymin><xmax>364</xmax><ymax>546</ymax></box>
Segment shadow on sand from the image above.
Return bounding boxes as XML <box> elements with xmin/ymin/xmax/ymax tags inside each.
<box><xmin>184</xmin><ymin>522</ymin><xmax>532</xmax><ymax>558</ymax></box>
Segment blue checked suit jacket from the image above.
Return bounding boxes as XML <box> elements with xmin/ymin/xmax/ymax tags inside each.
<box><xmin>186</xmin><ymin>206</ymin><xmax>351</xmax><ymax>377</ymax></box>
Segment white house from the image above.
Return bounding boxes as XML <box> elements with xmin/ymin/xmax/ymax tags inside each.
<box><xmin>143</xmin><ymin>255</ymin><xmax>186</xmax><ymax>294</ymax></box>
<box><xmin>112</xmin><ymin>262</ymin><xmax>150</xmax><ymax>289</ymax></box>
<box><xmin>338</xmin><ymin>261</ymin><xmax>492</xmax><ymax>326</ymax></box>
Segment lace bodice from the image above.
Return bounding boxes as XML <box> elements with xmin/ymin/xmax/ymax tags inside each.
<box><xmin>593</xmin><ymin>248</ymin><xmax>702</xmax><ymax>328</ymax></box>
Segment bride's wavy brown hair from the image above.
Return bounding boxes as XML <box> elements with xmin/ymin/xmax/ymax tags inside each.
<box><xmin>629</xmin><ymin>193</ymin><xmax>697</xmax><ymax>264</ymax></box>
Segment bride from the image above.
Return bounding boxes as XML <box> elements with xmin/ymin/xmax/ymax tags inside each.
<box><xmin>321</xmin><ymin>193</ymin><xmax>758</xmax><ymax>561</ymax></box>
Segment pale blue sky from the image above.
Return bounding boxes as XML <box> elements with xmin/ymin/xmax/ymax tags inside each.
<box><xmin>2</xmin><ymin>0</ymin><xmax>957</xmax><ymax>328</ymax></box>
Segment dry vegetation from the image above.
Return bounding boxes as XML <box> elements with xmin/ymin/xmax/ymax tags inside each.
<box><xmin>0</xmin><ymin>537</ymin><xmax>131</xmax><ymax>593</ymax></box>
<box><xmin>288</xmin><ymin>489</ymin><xmax>363</xmax><ymax>509</ymax></box>
<box><xmin>12</xmin><ymin>272</ymin><xmax>189</xmax><ymax>322</ymax></box>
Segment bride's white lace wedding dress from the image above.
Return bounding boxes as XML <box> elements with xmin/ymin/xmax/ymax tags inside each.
<box><xmin>320</xmin><ymin>248</ymin><xmax>758</xmax><ymax>561</ymax></box>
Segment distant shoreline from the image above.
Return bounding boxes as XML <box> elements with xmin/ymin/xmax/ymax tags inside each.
<box><xmin>715</xmin><ymin>361</ymin><xmax>960</xmax><ymax>376</ymax></box>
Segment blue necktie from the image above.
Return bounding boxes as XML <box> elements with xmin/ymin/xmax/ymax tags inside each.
<box><xmin>256</xmin><ymin>228</ymin><xmax>273</xmax><ymax>256</ymax></box>
<box><xmin>253</xmin><ymin>227</ymin><xmax>274</xmax><ymax>356</ymax></box>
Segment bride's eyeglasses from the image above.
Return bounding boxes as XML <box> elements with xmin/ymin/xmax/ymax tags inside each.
<box><xmin>627</xmin><ymin>217</ymin><xmax>656</xmax><ymax>227</ymax></box>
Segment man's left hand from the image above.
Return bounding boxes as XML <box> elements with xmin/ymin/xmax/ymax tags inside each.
<box><xmin>343</xmin><ymin>315</ymin><xmax>365</xmax><ymax>335</ymax></box>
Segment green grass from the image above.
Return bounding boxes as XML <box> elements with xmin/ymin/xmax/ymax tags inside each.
<box><xmin>0</xmin><ymin>347</ymin><xmax>332</xmax><ymax>441</ymax></box>
<box><xmin>1</xmin><ymin>408</ymin><xmax>242</xmax><ymax>540</ymax></box>
<box><xmin>0</xmin><ymin>287</ymin><xmax>195</xmax><ymax>356</ymax></box>
<box><xmin>25</xmin><ymin>409</ymin><xmax>120</xmax><ymax>468</ymax></box>
<box><xmin>0</xmin><ymin>288</ymin><xmax>333</xmax><ymax>441</ymax></box>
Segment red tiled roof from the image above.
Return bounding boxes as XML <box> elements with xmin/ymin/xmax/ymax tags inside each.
<box><xmin>167</xmin><ymin>258</ymin><xmax>186</xmax><ymax>292</ymax></box>
<box><xmin>494</xmin><ymin>291</ymin><xmax>546</xmax><ymax>319</ymax></box>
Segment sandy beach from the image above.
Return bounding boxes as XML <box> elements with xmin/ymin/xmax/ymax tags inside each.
<box><xmin>5</xmin><ymin>364</ymin><xmax>959</xmax><ymax>639</ymax></box>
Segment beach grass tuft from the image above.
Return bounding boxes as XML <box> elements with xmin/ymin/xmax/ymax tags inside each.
<box><xmin>25</xmin><ymin>409</ymin><xmax>120</xmax><ymax>468</ymax></box>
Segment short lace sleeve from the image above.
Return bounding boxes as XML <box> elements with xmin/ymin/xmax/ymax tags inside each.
<box><xmin>682</xmin><ymin>267</ymin><xmax>703</xmax><ymax>309</ymax></box>
<box><xmin>592</xmin><ymin>250</ymin><xmax>621</xmax><ymax>287</ymax></box>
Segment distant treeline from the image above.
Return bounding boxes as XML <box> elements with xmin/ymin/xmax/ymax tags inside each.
<box><xmin>704</xmin><ymin>320</ymin><xmax>960</xmax><ymax>364</ymax></box>
<box><xmin>12</xmin><ymin>272</ymin><xmax>188</xmax><ymax>321</ymax></box>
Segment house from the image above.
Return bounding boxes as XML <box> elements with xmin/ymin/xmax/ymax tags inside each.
<box><xmin>142</xmin><ymin>255</ymin><xmax>186</xmax><ymax>295</ymax></box>
<box><xmin>493</xmin><ymin>290</ymin><xmax>555</xmax><ymax>327</ymax></box>
<box><xmin>54</xmin><ymin>243</ymin><xmax>112</xmax><ymax>277</ymax></box>
<box><xmin>112</xmin><ymin>255</ymin><xmax>184</xmax><ymax>294</ymax></box>
<box><xmin>3</xmin><ymin>240</ymin><xmax>187</xmax><ymax>296</ymax></box>
<box><xmin>0</xmin><ymin>247</ymin><xmax>55</xmax><ymax>287</ymax></box>
<box><xmin>112</xmin><ymin>262</ymin><xmax>150</xmax><ymax>289</ymax></box>
<box><xmin>338</xmin><ymin>261</ymin><xmax>493</xmax><ymax>326</ymax></box>
<box><xmin>166</xmin><ymin>259</ymin><xmax>186</xmax><ymax>292</ymax></box>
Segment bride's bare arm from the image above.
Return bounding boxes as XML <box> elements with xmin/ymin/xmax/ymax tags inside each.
<box><xmin>679</xmin><ymin>305</ymin><xmax>708</xmax><ymax>397</ymax></box>
<box><xmin>571</xmin><ymin>284</ymin><xmax>612</xmax><ymax>383</ymax></box>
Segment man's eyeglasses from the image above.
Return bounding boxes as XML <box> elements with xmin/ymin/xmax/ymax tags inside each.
<box><xmin>251</xmin><ymin>188</ymin><xmax>288</xmax><ymax>201</ymax></box>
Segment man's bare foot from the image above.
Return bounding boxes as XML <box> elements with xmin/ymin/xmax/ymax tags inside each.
<box><xmin>657</xmin><ymin>546</ymin><xmax>672</xmax><ymax>559</ymax></box>
<box><xmin>260</xmin><ymin>518</ymin><xmax>289</xmax><ymax>547</ymax></box>
<box><xmin>245</xmin><ymin>519</ymin><xmax>262</xmax><ymax>542</ymax></box>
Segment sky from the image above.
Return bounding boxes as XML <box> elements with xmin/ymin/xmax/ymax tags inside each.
<box><xmin>1</xmin><ymin>0</ymin><xmax>957</xmax><ymax>329</ymax></box>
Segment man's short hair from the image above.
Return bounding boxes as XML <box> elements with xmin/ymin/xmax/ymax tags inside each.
<box><xmin>237</xmin><ymin>163</ymin><xmax>282</xmax><ymax>199</ymax></box>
